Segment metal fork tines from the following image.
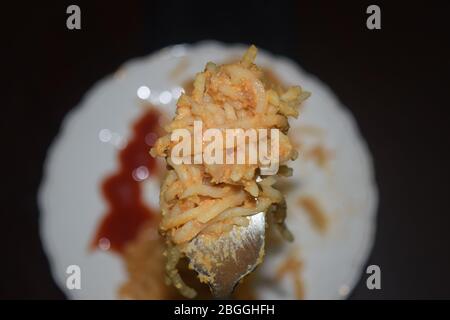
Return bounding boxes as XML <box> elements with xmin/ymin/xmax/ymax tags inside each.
<box><xmin>184</xmin><ymin>212</ymin><xmax>266</xmax><ymax>298</ymax></box>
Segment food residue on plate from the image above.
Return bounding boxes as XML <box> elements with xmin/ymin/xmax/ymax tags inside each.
<box><xmin>302</xmin><ymin>144</ymin><xmax>334</xmax><ymax>169</ymax></box>
<box><xmin>170</xmin><ymin>57</ymin><xmax>190</xmax><ymax>80</ymax></box>
<box><xmin>289</xmin><ymin>124</ymin><xmax>334</xmax><ymax>170</ymax></box>
<box><xmin>275</xmin><ymin>249</ymin><xmax>305</xmax><ymax>300</ymax></box>
<box><xmin>297</xmin><ymin>195</ymin><xmax>328</xmax><ymax>234</ymax></box>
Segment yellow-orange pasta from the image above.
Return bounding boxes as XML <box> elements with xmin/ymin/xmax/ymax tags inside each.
<box><xmin>150</xmin><ymin>45</ymin><xmax>310</xmax><ymax>297</ymax></box>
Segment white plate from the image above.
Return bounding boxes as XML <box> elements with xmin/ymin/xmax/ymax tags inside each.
<box><xmin>38</xmin><ymin>41</ymin><xmax>378</xmax><ymax>300</ymax></box>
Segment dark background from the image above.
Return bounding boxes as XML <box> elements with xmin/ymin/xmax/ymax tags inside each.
<box><xmin>3</xmin><ymin>0</ymin><xmax>450</xmax><ymax>299</ymax></box>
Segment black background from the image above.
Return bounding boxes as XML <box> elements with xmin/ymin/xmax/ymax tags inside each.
<box><xmin>3</xmin><ymin>0</ymin><xmax>450</xmax><ymax>299</ymax></box>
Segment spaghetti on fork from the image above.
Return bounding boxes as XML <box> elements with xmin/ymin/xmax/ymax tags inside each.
<box><xmin>150</xmin><ymin>45</ymin><xmax>310</xmax><ymax>298</ymax></box>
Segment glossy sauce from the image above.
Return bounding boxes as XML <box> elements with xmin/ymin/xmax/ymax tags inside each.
<box><xmin>92</xmin><ymin>108</ymin><xmax>163</xmax><ymax>253</ymax></box>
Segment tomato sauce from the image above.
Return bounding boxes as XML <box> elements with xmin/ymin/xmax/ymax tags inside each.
<box><xmin>92</xmin><ymin>108</ymin><xmax>163</xmax><ymax>253</ymax></box>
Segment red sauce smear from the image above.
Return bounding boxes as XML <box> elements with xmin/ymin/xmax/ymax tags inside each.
<box><xmin>92</xmin><ymin>108</ymin><xmax>163</xmax><ymax>253</ymax></box>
